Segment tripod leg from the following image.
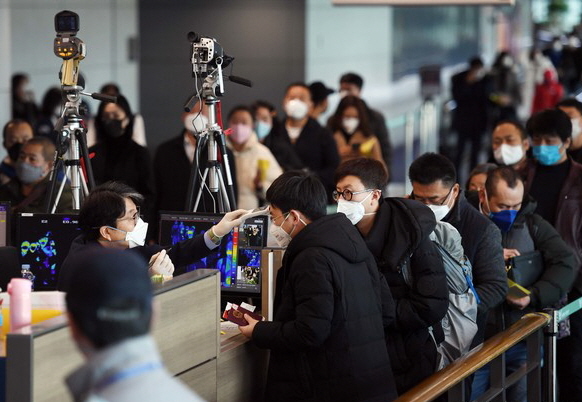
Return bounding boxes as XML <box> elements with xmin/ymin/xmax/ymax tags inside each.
<box><xmin>76</xmin><ymin>128</ymin><xmax>95</xmax><ymax>190</ymax></box>
<box><xmin>185</xmin><ymin>138</ymin><xmax>203</xmax><ymax>211</ymax></box>
<box><xmin>215</xmin><ymin>165</ymin><xmax>231</xmax><ymax>213</ymax></box>
<box><xmin>215</xmin><ymin>132</ymin><xmax>237</xmax><ymax>209</ymax></box>
<box><xmin>193</xmin><ymin>168</ymin><xmax>209</xmax><ymax>212</ymax></box>
<box><xmin>44</xmin><ymin>157</ymin><xmax>64</xmax><ymax>213</ymax></box>
<box><xmin>51</xmin><ymin>165</ymin><xmax>70</xmax><ymax>214</ymax></box>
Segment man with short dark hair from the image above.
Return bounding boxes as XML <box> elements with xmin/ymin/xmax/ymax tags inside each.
<box><xmin>334</xmin><ymin>157</ymin><xmax>448</xmax><ymax>395</ymax></box>
<box><xmin>408</xmin><ymin>153</ymin><xmax>507</xmax><ymax>348</ymax></box>
<box><xmin>266</xmin><ymin>82</ymin><xmax>339</xmax><ymax>199</ymax></box>
<box><xmin>490</xmin><ymin>120</ymin><xmax>530</xmax><ymax>178</ymax></box>
<box><xmin>65</xmin><ymin>249</ymin><xmax>204</xmax><ymax>401</ymax></box>
<box><xmin>524</xmin><ymin>108</ymin><xmax>582</xmax><ymax>400</ymax></box>
<box><xmin>0</xmin><ymin>136</ymin><xmax>72</xmax><ymax>213</ymax></box>
<box><xmin>58</xmin><ymin>181</ymin><xmax>246</xmax><ymax>290</ymax></box>
<box><xmin>557</xmin><ymin>98</ymin><xmax>582</xmax><ymax>163</ymax></box>
<box><xmin>239</xmin><ymin>171</ymin><xmax>397</xmax><ymax>402</ymax></box>
<box><xmin>471</xmin><ymin>166</ymin><xmax>575</xmax><ymax>401</ymax></box>
<box><xmin>339</xmin><ymin>72</ymin><xmax>392</xmax><ymax>169</ymax></box>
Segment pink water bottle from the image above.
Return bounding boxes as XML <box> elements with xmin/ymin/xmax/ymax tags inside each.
<box><xmin>8</xmin><ymin>278</ymin><xmax>32</xmax><ymax>332</ymax></box>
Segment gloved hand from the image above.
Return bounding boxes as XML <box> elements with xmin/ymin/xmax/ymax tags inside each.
<box><xmin>213</xmin><ymin>209</ymin><xmax>248</xmax><ymax>237</ymax></box>
<box><xmin>148</xmin><ymin>249</ymin><xmax>175</xmax><ymax>277</ymax></box>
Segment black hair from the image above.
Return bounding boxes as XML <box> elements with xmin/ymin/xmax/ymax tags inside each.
<box><xmin>40</xmin><ymin>87</ymin><xmax>63</xmax><ymax>117</ymax></box>
<box><xmin>526</xmin><ymin>109</ymin><xmax>572</xmax><ymax>142</ymax></box>
<box><xmin>2</xmin><ymin>119</ymin><xmax>30</xmax><ymax>143</ymax></box>
<box><xmin>11</xmin><ymin>73</ymin><xmax>28</xmax><ymax>98</ymax></box>
<box><xmin>334</xmin><ymin>158</ymin><xmax>388</xmax><ymax>190</ymax></box>
<box><xmin>284</xmin><ymin>82</ymin><xmax>311</xmax><ymax>99</ymax></box>
<box><xmin>557</xmin><ymin>98</ymin><xmax>582</xmax><ymax>115</ymax></box>
<box><xmin>94</xmin><ymin>95</ymin><xmax>135</xmax><ymax>142</ymax></box>
<box><xmin>79</xmin><ymin>181</ymin><xmax>144</xmax><ymax>240</ymax></box>
<box><xmin>329</xmin><ymin>95</ymin><xmax>373</xmax><ymax>138</ymax></box>
<box><xmin>266</xmin><ymin>171</ymin><xmax>327</xmax><ymax>221</ymax></box>
<box><xmin>485</xmin><ymin>166</ymin><xmax>522</xmax><ymax>199</ymax></box>
<box><xmin>494</xmin><ymin>119</ymin><xmax>527</xmax><ymax>140</ymax></box>
<box><xmin>466</xmin><ymin>162</ymin><xmax>498</xmax><ymax>191</ymax></box>
<box><xmin>100</xmin><ymin>82</ymin><xmax>121</xmax><ymax>96</ymax></box>
<box><xmin>251</xmin><ymin>100</ymin><xmax>276</xmax><ymax>115</ymax></box>
<box><xmin>409</xmin><ymin>153</ymin><xmax>457</xmax><ymax>187</ymax></box>
<box><xmin>469</xmin><ymin>56</ymin><xmax>484</xmax><ymax>69</ymax></box>
<box><xmin>227</xmin><ymin>105</ymin><xmax>254</xmax><ymax>123</ymax></box>
<box><xmin>340</xmin><ymin>72</ymin><xmax>364</xmax><ymax>90</ymax></box>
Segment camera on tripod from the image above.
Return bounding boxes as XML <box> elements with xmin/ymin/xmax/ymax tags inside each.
<box><xmin>188</xmin><ymin>32</ymin><xmax>233</xmax><ymax>77</ymax></box>
<box><xmin>53</xmin><ymin>10</ymin><xmax>85</xmax><ymax>86</ymax></box>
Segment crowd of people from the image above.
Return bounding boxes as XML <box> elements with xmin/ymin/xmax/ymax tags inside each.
<box><xmin>4</xmin><ymin>45</ymin><xmax>582</xmax><ymax>401</ymax></box>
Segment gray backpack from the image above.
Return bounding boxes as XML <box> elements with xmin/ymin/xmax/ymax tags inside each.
<box><xmin>402</xmin><ymin>221</ymin><xmax>479</xmax><ymax>369</ymax></box>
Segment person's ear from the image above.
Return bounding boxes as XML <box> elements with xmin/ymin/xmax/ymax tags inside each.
<box><xmin>371</xmin><ymin>189</ymin><xmax>382</xmax><ymax>203</ymax></box>
<box><xmin>99</xmin><ymin>226</ymin><xmax>113</xmax><ymax>241</ymax></box>
<box><xmin>564</xmin><ymin>137</ymin><xmax>572</xmax><ymax>150</ymax></box>
<box><xmin>522</xmin><ymin>138</ymin><xmax>530</xmax><ymax>151</ymax></box>
<box><xmin>478</xmin><ymin>188</ymin><xmax>486</xmax><ymax>206</ymax></box>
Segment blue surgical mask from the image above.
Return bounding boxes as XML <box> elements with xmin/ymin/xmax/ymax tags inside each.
<box><xmin>15</xmin><ymin>161</ymin><xmax>46</xmax><ymax>184</ymax></box>
<box><xmin>489</xmin><ymin>209</ymin><xmax>518</xmax><ymax>232</ymax></box>
<box><xmin>532</xmin><ymin>144</ymin><xmax>563</xmax><ymax>166</ymax></box>
<box><xmin>255</xmin><ymin>121</ymin><xmax>272</xmax><ymax>140</ymax></box>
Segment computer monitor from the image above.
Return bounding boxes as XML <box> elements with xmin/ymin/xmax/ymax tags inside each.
<box><xmin>158</xmin><ymin>212</ymin><xmax>267</xmax><ymax>294</ymax></box>
<box><xmin>0</xmin><ymin>201</ymin><xmax>10</xmax><ymax>247</ymax></box>
<box><xmin>14</xmin><ymin>213</ymin><xmax>81</xmax><ymax>290</ymax></box>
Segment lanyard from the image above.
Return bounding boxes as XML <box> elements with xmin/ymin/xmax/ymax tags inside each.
<box><xmin>95</xmin><ymin>362</ymin><xmax>163</xmax><ymax>391</ymax></box>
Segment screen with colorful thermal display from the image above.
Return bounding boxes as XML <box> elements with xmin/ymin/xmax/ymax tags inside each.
<box><xmin>0</xmin><ymin>202</ymin><xmax>9</xmax><ymax>247</ymax></box>
<box><xmin>158</xmin><ymin>212</ymin><xmax>266</xmax><ymax>294</ymax></box>
<box><xmin>15</xmin><ymin>213</ymin><xmax>80</xmax><ymax>290</ymax></box>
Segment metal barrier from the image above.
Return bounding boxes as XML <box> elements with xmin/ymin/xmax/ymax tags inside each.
<box><xmin>394</xmin><ymin>295</ymin><xmax>582</xmax><ymax>402</ymax></box>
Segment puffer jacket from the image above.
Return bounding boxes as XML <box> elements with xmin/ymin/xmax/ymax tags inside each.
<box><xmin>252</xmin><ymin>213</ymin><xmax>397</xmax><ymax>402</ymax></box>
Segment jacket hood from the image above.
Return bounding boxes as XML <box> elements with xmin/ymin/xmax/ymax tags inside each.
<box><xmin>365</xmin><ymin>197</ymin><xmax>437</xmax><ymax>268</ymax></box>
<box><xmin>285</xmin><ymin>213</ymin><xmax>371</xmax><ymax>265</ymax></box>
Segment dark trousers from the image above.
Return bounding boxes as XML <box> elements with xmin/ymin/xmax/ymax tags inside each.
<box><xmin>557</xmin><ymin>288</ymin><xmax>582</xmax><ymax>402</ymax></box>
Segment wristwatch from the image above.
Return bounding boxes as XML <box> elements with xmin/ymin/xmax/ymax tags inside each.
<box><xmin>208</xmin><ymin>226</ymin><xmax>223</xmax><ymax>245</ymax></box>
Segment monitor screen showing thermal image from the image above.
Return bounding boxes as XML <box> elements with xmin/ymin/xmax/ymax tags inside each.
<box><xmin>15</xmin><ymin>213</ymin><xmax>80</xmax><ymax>290</ymax></box>
<box><xmin>158</xmin><ymin>212</ymin><xmax>267</xmax><ymax>294</ymax></box>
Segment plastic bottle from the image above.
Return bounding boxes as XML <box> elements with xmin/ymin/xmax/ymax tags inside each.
<box><xmin>8</xmin><ymin>278</ymin><xmax>32</xmax><ymax>332</ymax></box>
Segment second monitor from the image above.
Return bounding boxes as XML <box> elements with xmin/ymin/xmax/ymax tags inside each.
<box><xmin>158</xmin><ymin>212</ymin><xmax>267</xmax><ymax>295</ymax></box>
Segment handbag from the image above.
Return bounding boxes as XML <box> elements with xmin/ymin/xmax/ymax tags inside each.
<box><xmin>507</xmin><ymin>250</ymin><xmax>544</xmax><ymax>288</ymax></box>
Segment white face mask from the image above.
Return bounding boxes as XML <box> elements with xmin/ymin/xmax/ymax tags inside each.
<box><xmin>493</xmin><ymin>143</ymin><xmax>525</xmax><ymax>166</ymax></box>
<box><xmin>337</xmin><ymin>191</ymin><xmax>373</xmax><ymax>225</ymax></box>
<box><xmin>269</xmin><ymin>214</ymin><xmax>293</xmax><ymax>248</ymax></box>
<box><xmin>428</xmin><ymin>204</ymin><xmax>450</xmax><ymax>222</ymax></box>
<box><xmin>571</xmin><ymin>118</ymin><xmax>581</xmax><ymax>139</ymax></box>
<box><xmin>285</xmin><ymin>99</ymin><xmax>309</xmax><ymax>120</ymax></box>
<box><xmin>184</xmin><ymin>113</ymin><xmax>208</xmax><ymax>133</ymax></box>
<box><xmin>342</xmin><ymin>117</ymin><xmax>359</xmax><ymax>135</ymax></box>
<box><xmin>108</xmin><ymin>218</ymin><xmax>149</xmax><ymax>248</ymax></box>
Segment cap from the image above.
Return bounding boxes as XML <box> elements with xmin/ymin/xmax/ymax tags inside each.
<box><xmin>309</xmin><ymin>81</ymin><xmax>334</xmax><ymax>103</ymax></box>
<box><xmin>65</xmin><ymin>249</ymin><xmax>152</xmax><ymax>324</ymax></box>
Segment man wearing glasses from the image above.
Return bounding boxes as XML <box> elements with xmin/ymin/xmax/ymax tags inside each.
<box><xmin>333</xmin><ymin>158</ymin><xmax>448</xmax><ymax>395</ymax></box>
<box><xmin>408</xmin><ymin>153</ymin><xmax>507</xmax><ymax>352</ymax></box>
<box><xmin>57</xmin><ymin>181</ymin><xmax>246</xmax><ymax>291</ymax></box>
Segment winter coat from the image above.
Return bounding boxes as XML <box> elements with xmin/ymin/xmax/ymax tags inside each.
<box><xmin>525</xmin><ymin>158</ymin><xmax>582</xmax><ymax>294</ymax></box>
<box><xmin>364</xmin><ymin>197</ymin><xmax>449</xmax><ymax>395</ymax></box>
<box><xmin>496</xmin><ymin>196</ymin><xmax>576</xmax><ymax>329</ymax></box>
<box><xmin>265</xmin><ymin>118</ymin><xmax>340</xmax><ymax>199</ymax></box>
<box><xmin>252</xmin><ymin>213</ymin><xmax>397</xmax><ymax>402</ymax></box>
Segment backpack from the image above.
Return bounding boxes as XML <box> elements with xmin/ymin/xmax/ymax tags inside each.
<box><xmin>402</xmin><ymin>221</ymin><xmax>479</xmax><ymax>370</ymax></box>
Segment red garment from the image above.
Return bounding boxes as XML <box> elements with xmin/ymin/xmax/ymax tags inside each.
<box><xmin>531</xmin><ymin>69</ymin><xmax>564</xmax><ymax>115</ymax></box>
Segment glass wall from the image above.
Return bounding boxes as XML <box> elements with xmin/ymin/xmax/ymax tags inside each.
<box><xmin>392</xmin><ymin>6</ymin><xmax>480</xmax><ymax>80</ymax></box>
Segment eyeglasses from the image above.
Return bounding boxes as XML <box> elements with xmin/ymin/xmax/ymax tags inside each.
<box><xmin>411</xmin><ymin>186</ymin><xmax>454</xmax><ymax>206</ymax></box>
<box><xmin>270</xmin><ymin>212</ymin><xmax>289</xmax><ymax>223</ymax></box>
<box><xmin>332</xmin><ymin>188</ymin><xmax>375</xmax><ymax>202</ymax></box>
<box><xmin>117</xmin><ymin>207</ymin><xmax>141</xmax><ymax>225</ymax></box>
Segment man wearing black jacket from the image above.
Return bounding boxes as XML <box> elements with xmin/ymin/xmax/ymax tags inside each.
<box><xmin>240</xmin><ymin>171</ymin><xmax>397</xmax><ymax>402</ymax></box>
<box><xmin>334</xmin><ymin>158</ymin><xmax>448</xmax><ymax>395</ymax></box>
<box><xmin>57</xmin><ymin>181</ymin><xmax>246</xmax><ymax>291</ymax></box>
<box><xmin>409</xmin><ymin>153</ymin><xmax>507</xmax><ymax>348</ymax></box>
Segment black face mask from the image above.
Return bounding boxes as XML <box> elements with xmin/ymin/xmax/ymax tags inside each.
<box><xmin>8</xmin><ymin>143</ymin><xmax>22</xmax><ymax>163</ymax></box>
<box><xmin>102</xmin><ymin>119</ymin><xmax>124</xmax><ymax>138</ymax></box>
